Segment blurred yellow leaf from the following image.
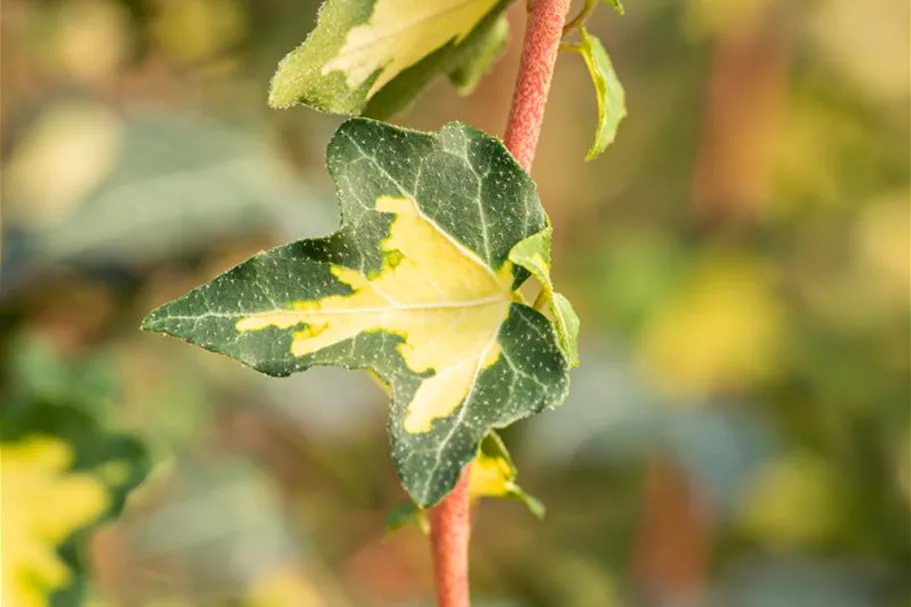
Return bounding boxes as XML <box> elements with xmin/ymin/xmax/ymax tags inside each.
<box><xmin>808</xmin><ymin>0</ymin><xmax>911</xmax><ymax>103</ymax></box>
<box><xmin>246</xmin><ymin>565</ymin><xmax>326</xmax><ymax>607</ymax></box>
<box><xmin>738</xmin><ymin>451</ymin><xmax>843</xmax><ymax>549</ymax></box>
<box><xmin>54</xmin><ymin>0</ymin><xmax>129</xmax><ymax>84</ymax></box>
<box><xmin>638</xmin><ymin>257</ymin><xmax>784</xmax><ymax>399</ymax></box>
<box><xmin>0</xmin><ymin>437</ymin><xmax>110</xmax><ymax>607</ymax></box>
<box><xmin>143</xmin><ymin>598</ymin><xmax>198</xmax><ymax>607</ymax></box>
<box><xmin>4</xmin><ymin>103</ymin><xmax>121</xmax><ymax>228</ymax></box>
<box><xmin>546</xmin><ymin>554</ymin><xmax>624</xmax><ymax>607</ymax></box>
<box><xmin>684</xmin><ymin>0</ymin><xmax>772</xmax><ymax>37</ymax></box>
<box><xmin>771</xmin><ymin>92</ymin><xmax>866</xmax><ymax>215</ymax></box>
<box><xmin>857</xmin><ymin>192</ymin><xmax>911</xmax><ymax>305</ymax></box>
<box><xmin>150</xmin><ymin>0</ymin><xmax>246</xmax><ymax>64</ymax></box>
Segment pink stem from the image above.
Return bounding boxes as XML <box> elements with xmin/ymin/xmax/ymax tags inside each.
<box><xmin>428</xmin><ymin>1</ymin><xmax>570</xmax><ymax>605</ymax></box>
<box><xmin>429</xmin><ymin>469</ymin><xmax>471</xmax><ymax>607</ymax></box>
<box><xmin>504</xmin><ymin>0</ymin><xmax>574</xmax><ymax>171</ymax></box>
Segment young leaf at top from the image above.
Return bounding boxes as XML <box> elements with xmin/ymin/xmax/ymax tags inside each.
<box><xmin>268</xmin><ymin>0</ymin><xmax>513</xmax><ymax>116</ymax></box>
<box><xmin>142</xmin><ymin>119</ymin><xmax>572</xmax><ymax>507</ymax></box>
<box><xmin>364</xmin><ymin>10</ymin><xmax>510</xmax><ymax>119</ymax></box>
<box><xmin>573</xmin><ymin>27</ymin><xmax>627</xmax><ymax>161</ymax></box>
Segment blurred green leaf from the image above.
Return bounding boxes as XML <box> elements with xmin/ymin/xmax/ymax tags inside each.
<box><xmin>7</xmin><ymin>336</ymin><xmax>119</xmax><ymax>419</ymax></box>
<box><xmin>447</xmin><ymin>15</ymin><xmax>509</xmax><ymax>95</ymax></box>
<box><xmin>24</xmin><ymin>112</ymin><xmax>333</xmax><ymax>267</ymax></box>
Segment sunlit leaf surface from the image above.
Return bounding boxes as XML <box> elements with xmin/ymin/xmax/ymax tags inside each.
<box><xmin>143</xmin><ymin>119</ymin><xmax>572</xmax><ymax>505</ymax></box>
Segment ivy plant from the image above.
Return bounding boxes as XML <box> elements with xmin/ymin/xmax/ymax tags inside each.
<box><xmin>144</xmin><ymin>119</ymin><xmax>573</xmax><ymax>505</ymax></box>
<box><xmin>143</xmin><ymin>0</ymin><xmax>626</xmax><ymax>603</ymax></box>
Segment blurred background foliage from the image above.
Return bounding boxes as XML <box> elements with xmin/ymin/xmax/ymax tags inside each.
<box><xmin>0</xmin><ymin>0</ymin><xmax>908</xmax><ymax>605</ymax></box>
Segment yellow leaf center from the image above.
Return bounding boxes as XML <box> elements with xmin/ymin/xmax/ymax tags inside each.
<box><xmin>237</xmin><ymin>195</ymin><xmax>515</xmax><ymax>433</ymax></box>
<box><xmin>322</xmin><ymin>0</ymin><xmax>499</xmax><ymax>96</ymax></box>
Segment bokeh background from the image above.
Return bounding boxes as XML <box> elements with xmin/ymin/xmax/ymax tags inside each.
<box><xmin>2</xmin><ymin>0</ymin><xmax>909</xmax><ymax>605</ymax></box>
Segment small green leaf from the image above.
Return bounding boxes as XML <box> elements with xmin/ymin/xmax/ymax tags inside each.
<box><xmin>470</xmin><ymin>431</ymin><xmax>545</xmax><ymax>518</ymax></box>
<box><xmin>143</xmin><ymin>119</ymin><xmax>572</xmax><ymax>507</ymax></box>
<box><xmin>268</xmin><ymin>0</ymin><xmax>513</xmax><ymax>115</ymax></box>
<box><xmin>603</xmin><ymin>0</ymin><xmax>625</xmax><ymax>15</ymax></box>
<box><xmin>387</xmin><ymin>431</ymin><xmax>543</xmax><ymax>534</ymax></box>
<box><xmin>576</xmin><ymin>27</ymin><xmax>627</xmax><ymax>161</ymax></box>
<box><xmin>386</xmin><ymin>500</ymin><xmax>430</xmax><ymax>535</ymax></box>
<box><xmin>508</xmin><ymin>228</ymin><xmax>581</xmax><ymax>367</ymax></box>
<box><xmin>551</xmin><ymin>293</ymin><xmax>581</xmax><ymax>365</ymax></box>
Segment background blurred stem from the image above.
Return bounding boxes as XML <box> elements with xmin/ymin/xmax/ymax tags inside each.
<box><xmin>429</xmin><ymin>0</ymin><xmax>571</xmax><ymax>604</ymax></box>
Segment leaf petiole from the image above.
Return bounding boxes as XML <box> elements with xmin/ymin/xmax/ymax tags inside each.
<box><xmin>562</xmin><ymin>0</ymin><xmax>597</xmax><ymax>36</ymax></box>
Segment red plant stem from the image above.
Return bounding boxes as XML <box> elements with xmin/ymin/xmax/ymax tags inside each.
<box><xmin>428</xmin><ymin>1</ymin><xmax>571</xmax><ymax>606</ymax></box>
<box><xmin>429</xmin><ymin>468</ymin><xmax>471</xmax><ymax>607</ymax></box>
<box><xmin>504</xmin><ymin>0</ymin><xmax>574</xmax><ymax>171</ymax></box>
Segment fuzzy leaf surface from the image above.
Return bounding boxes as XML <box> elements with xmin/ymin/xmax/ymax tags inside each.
<box><xmin>578</xmin><ymin>27</ymin><xmax>627</xmax><ymax>161</ymax></box>
<box><xmin>142</xmin><ymin>119</ymin><xmax>571</xmax><ymax>506</ymax></box>
<box><xmin>269</xmin><ymin>0</ymin><xmax>512</xmax><ymax>115</ymax></box>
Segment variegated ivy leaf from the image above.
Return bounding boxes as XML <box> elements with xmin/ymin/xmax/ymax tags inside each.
<box><xmin>268</xmin><ymin>0</ymin><xmax>512</xmax><ymax>117</ymax></box>
<box><xmin>143</xmin><ymin>119</ymin><xmax>572</xmax><ymax>506</ymax></box>
<box><xmin>574</xmin><ymin>27</ymin><xmax>627</xmax><ymax>161</ymax></box>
